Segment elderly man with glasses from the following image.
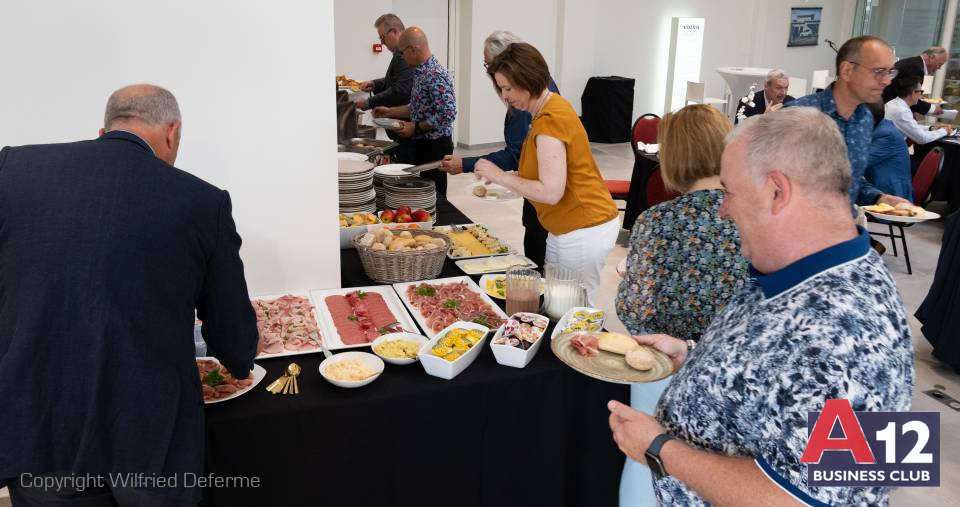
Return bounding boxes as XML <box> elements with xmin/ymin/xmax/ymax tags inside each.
<box><xmin>791</xmin><ymin>36</ymin><xmax>910</xmax><ymax>209</ymax></box>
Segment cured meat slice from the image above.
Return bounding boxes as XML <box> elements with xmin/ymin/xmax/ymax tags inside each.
<box><xmin>570</xmin><ymin>335</ymin><xmax>599</xmax><ymax>357</ymax></box>
<box><xmin>325</xmin><ymin>290</ymin><xmax>400</xmax><ymax>345</ymax></box>
<box><xmin>196</xmin><ymin>359</ymin><xmax>253</xmax><ymax>402</ymax></box>
<box><xmin>251</xmin><ymin>295</ymin><xmax>321</xmax><ymax>355</ymax></box>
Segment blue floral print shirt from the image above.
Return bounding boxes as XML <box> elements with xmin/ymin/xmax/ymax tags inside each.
<box><xmin>653</xmin><ymin>228</ymin><xmax>914</xmax><ymax>506</ymax></box>
<box><xmin>409</xmin><ymin>55</ymin><xmax>456</xmax><ymax>140</ymax></box>
<box><xmin>615</xmin><ymin>189</ymin><xmax>748</xmax><ymax>340</ymax></box>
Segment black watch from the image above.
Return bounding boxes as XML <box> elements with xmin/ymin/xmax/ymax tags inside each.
<box><xmin>645</xmin><ymin>433</ymin><xmax>675</xmax><ymax>477</ymax></box>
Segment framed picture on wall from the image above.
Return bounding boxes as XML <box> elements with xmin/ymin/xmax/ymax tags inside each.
<box><xmin>788</xmin><ymin>7</ymin><xmax>822</xmax><ymax>47</ymax></box>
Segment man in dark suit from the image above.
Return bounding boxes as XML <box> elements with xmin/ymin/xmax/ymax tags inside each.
<box><xmin>0</xmin><ymin>84</ymin><xmax>259</xmax><ymax>505</ymax></box>
<box><xmin>882</xmin><ymin>46</ymin><xmax>947</xmax><ymax>116</ymax></box>
<box><xmin>358</xmin><ymin>13</ymin><xmax>415</xmax><ymax>162</ymax></box>
<box><xmin>737</xmin><ymin>69</ymin><xmax>795</xmax><ymax>122</ymax></box>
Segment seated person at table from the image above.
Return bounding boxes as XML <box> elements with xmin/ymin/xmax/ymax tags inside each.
<box><xmin>607</xmin><ymin>107</ymin><xmax>914</xmax><ymax>506</ymax></box>
<box><xmin>736</xmin><ymin>69</ymin><xmax>795</xmax><ymax>122</ymax></box>
<box><xmin>476</xmin><ymin>43</ymin><xmax>620</xmax><ymax>305</ymax></box>
<box><xmin>439</xmin><ymin>30</ymin><xmax>559</xmax><ymax>269</ymax></box>
<box><xmin>885</xmin><ymin>75</ymin><xmax>951</xmax><ymax>146</ymax></box>
<box><xmin>615</xmin><ymin>104</ymin><xmax>749</xmax><ymax>506</ymax></box>
<box><xmin>864</xmin><ymin>101</ymin><xmax>913</xmax><ymax>201</ymax></box>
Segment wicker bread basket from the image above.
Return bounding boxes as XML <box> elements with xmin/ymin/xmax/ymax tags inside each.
<box><xmin>353</xmin><ymin>229</ymin><xmax>451</xmax><ymax>283</ymax></box>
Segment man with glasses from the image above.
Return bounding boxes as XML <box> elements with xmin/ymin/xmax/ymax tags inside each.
<box><xmin>357</xmin><ymin>13</ymin><xmax>414</xmax><ymax>162</ymax></box>
<box><xmin>882</xmin><ymin>46</ymin><xmax>948</xmax><ymax>116</ymax></box>
<box><xmin>885</xmin><ymin>75</ymin><xmax>953</xmax><ymax>146</ymax></box>
<box><xmin>791</xmin><ymin>36</ymin><xmax>910</xmax><ymax>209</ymax></box>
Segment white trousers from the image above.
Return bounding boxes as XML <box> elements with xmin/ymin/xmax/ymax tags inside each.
<box><xmin>544</xmin><ymin>217</ymin><xmax>619</xmax><ymax>306</ymax></box>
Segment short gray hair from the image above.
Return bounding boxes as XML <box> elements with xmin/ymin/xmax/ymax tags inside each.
<box><xmin>726</xmin><ymin>107</ymin><xmax>851</xmax><ymax>197</ymax></box>
<box><xmin>484</xmin><ymin>30</ymin><xmax>523</xmax><ymax>58</ymax></box>
<box><xmin>104</xmin><ymin>84</ymin><xmax>181</xmax><ymax>129</ymax></box>
<box><xmin>765</xmin><ymin>69</ymin><xmax>788</xmax><ymax>85</ymax></box>
<box><xmin>922</xmin><ymin>46</ymin><xmax>947</xmax><ymax>57</ymax></box>
<box><xmin>374</xmin><ymin>13</ymin><xmax>404</xmax><ymax>33</ymax></box>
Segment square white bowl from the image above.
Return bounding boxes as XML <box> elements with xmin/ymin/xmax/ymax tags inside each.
<box><xmin>490</xmin><ymin>312</ymin><xmax>549</xmax><ymax>368</ymax></box>
<box><xmin>319</xmin><ymin>351</ymin><xmax>385</xmax><ymax>388</ymax></box>
<box><xmin>371</xmin><ymin>332</ymin><xmax>429</xmax><ymax>365</ymax></box>
<box><xmin>417</xmin><ymin>321</ymin><xmax>490</xmax><ymax>380</ymax></box>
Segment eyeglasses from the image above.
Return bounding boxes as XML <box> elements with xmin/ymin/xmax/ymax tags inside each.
<box><xmin>913</xmin><ymin>89</ymin><xmax>925</xmax><ymax>95</ymax></box>
<box><xmin>399</xmin><ymin>45</ymin><xmax>412</xmax><ymax>54</ymax></box>
<box><xmin>377</xmin><ymin>29</ymin><xmax>395</xmax><ymax>43</ymax></box>
<box><xmin>847</xmin><ymin>61</ymin><xmax>898</xmax><ymax>80</ymax></box>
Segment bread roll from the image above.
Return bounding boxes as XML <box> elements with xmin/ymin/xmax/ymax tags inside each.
<box><xmin>625</xmin><ymin>348</ymin><xmax>656</xmax><ymax>371</ymax></box>
<box><xmin>473</xmin><ymin>185</ymin><xmax>487</xmax><ymax>197</ymax></box>
<box><xmin>597</xmin><ymin>332</ymin><xmax>639</xmax><ymax>355</ymax></box>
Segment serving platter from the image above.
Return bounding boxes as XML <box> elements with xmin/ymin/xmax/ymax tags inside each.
<box><xmin>198</xmin><ymin>358</ymin><xmax>267</xmax><ymax>404</ymax></box>
<box><xmin>433</xmin><ymin>224</ymin><xmax>513</xmax><ymax>260</ymax></box>
<box><xmin>393</xmin><ymin>276</ymin><xmax>508</xmax><ymax>339</ymax></box>
<box><xmin>251</xmin><ymin>293</ymin><xmax>325</xmax><ymax>360</ymax></box>
<box><xmin>310</xmin><ymin>285</ymin><xmax>418</xmax><ymax>351</ymax></box>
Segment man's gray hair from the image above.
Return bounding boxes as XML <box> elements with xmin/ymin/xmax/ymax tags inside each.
<box><xmin>765</xmin><ymin>69</ymin><xmax>788</xmax><ymax>84</ymax></box>
<box><xmin>104</xmin><ymin>84</ymin><xmax>181</xmax><ymax>129</ymax></box>
<box><xmin>484</xmin><ymin>30</ymin><xmax>523</xmax><ymax>58</ymax></box>
<box><xmin>726</xmin><ymin>107</ymin><xmax>851</xmax><ymax>197</ymax></box>
<box><xmin>922</xmin><ymin>46</ymin><xmax>947</xmax><ymax>57</ymax></box>
<box><xmin>374</xmin><ymin>13</ymin><xmax>404</xmax><ymax>33</ymax></box>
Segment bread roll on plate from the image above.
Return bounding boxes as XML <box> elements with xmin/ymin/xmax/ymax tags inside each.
<box><xmin>597</xmin><ymin>332</ymin><xmax>639</xmax><ymax>355</ymax></box>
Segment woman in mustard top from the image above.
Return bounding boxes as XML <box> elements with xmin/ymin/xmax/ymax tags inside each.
<box><xmin>476</xmin><ymin>43</ymin><xmax>620</xmax><ymax>303</ymax></box>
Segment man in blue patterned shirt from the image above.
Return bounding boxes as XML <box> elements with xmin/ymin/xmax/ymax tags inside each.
<box><xmin>791</xmin><ymin>36</ymin><xmax>910</xmax><ymax>209</ymax></box>
<box><xmin>608</xmin><ymin>108</ymin><xmax>914</xmax><ymax>506</ymax></box>
<box><xmin>373</xmin><ymin>27</ymin><xmax>456</xmax><ymax>195</ymax></box>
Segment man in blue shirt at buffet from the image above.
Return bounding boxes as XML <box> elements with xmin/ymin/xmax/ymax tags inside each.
<box><xmin>791</xmin><ymin>36</ymin><xmax>910</xmax><ymax>210</ymax></box>
<box><xmin>438</xmin><ymin>30</ymin><xmax>559</xmax><ymax>269</ymax></box>
<box><xmin>0</xmin><ymin>84</ymin><xmax>259</xmax><ymax>505</ymax></box>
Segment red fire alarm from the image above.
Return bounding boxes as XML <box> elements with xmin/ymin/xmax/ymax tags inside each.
<box><xmin>372</xmin><ymin>43</ymin><xmax>383</xmax><ymax>53</ymax></box>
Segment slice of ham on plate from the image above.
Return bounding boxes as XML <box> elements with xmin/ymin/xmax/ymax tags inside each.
<box><xmin>570</xmin><ymin>334</ymin><xmax>599</xmax><ymax>357</ymax></box>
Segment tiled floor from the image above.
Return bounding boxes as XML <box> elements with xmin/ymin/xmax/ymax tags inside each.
<box><xmin>448</xmin><ymin>142</ymin><xmax>959</xmax><ymax>505</ymax></box>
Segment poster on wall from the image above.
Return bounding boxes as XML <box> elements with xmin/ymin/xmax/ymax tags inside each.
<box><xmin>788</xmin><ymin>7</ymin><xmax>822</xmax><ymax>47</ymax></box>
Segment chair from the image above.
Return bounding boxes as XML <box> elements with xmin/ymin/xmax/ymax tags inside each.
<box><xmin>607</xmin><ymin>114</ymin><xmax>661</xmax><ymax>213</ymax></box>
<box><xmin>685</xmin><ymin>81</ymin><xmax>727</xmax><ymax>108</ymax></box>
<box><xmin>645</xmin><ymin>166</ymin><xmax>680</xmax><ymax>207</ymax></box>
<box><xmin>632</xmin><ymin>114</ymin><xmax>660</xmax><ymax>146</ymax></box>
<box><xmin>811</xmin><ymin>70</ymin><xmax>831</xmax><ymax>92</ymax></box>
<box><xmin>867</xmin><ymin>147</ymin><xmax>944</xmax><ymax>274</ymax></box>
<box><xmin>788</xmin><ymin>77</ymin><xmax>808</xmax><ymax>98</ymax></box>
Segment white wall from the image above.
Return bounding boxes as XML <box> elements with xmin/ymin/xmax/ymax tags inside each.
<box><xmin>0</xmin><ymin>0</ymin><xmax>341</xmax><ymax>296</ymax></box>
<box><xmin>459</xmin><ymin>0</ymin><xmax>561</xmax><ymax>146</ymax></box>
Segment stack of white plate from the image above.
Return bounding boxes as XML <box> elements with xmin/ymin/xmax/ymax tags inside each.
<box><xmin>384</xmin><ymin>177</ymin><xmax>437</xmax><ymax>219</ymax></box>
<box><xmin>373</xmin><ymin>164</ymin><xmax>415</xmax><ymax>210</ymax></box>
<box><xmin>339</xmin><ymin>160</ymin><xmax>376</xmax><ymax>214</ymax></box>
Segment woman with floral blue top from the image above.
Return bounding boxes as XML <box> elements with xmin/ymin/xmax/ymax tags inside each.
<box><xmin>615</xmin><ymin>104</ymin><xmax>749</xmax><ymax>506</ymax></box>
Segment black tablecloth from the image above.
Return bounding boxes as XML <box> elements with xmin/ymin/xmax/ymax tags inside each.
<box><xmin>914</xmin><ymin>139</ymin><xmax>960</xmax><ymax>212</ymax></box>
<box><xmin>201</xmin><ymin>197</ymin><xmax>630</xmax><ymax>507</ymax></box>
<box><xmin>622</xmin><ymin>151</ymin><xmax>660</xmax><ymax>231</ymax></box>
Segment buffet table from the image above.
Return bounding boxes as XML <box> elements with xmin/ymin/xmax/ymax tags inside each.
<box><xmin>201</xmin><ymin>197</ymin><xmax>630</xmax><ymax>507</ymax></box>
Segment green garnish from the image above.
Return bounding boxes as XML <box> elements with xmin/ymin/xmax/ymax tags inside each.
<box><xmin>442</xmin><ymin>299</ymin><xmax>460</xmax><ymax>309</ymax></box>
<box><xmin>471</xmin><ymin>315</ymin><xmax>491</xmax><ymax>327</ymax></box>
<box><xmin>416</xmin><ymin>287</ymin><xmax>437</xmax><ymax>297</ymax></box>
<box><xmin>496</xmin><ymin>246</ymin><xmax>509</xmax><ymax>253</ymax></box>
<box><xmin>348</xmin><ymin>315</ymin><xmax>359</xmax><ymax>321</ymax></box>
<box><xmin>203</xmin><ymin>369</ymin><xmax>225</xmax><ymax>387</ymax></box>
<box><xmin>356</xmin><ymin>290</ymin><xmax>368</xmax><ymax>299</ymax></box>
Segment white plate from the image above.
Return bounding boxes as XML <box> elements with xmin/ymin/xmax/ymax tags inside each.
<box><xmin>371</xmin><ymin>332</ymin><xmax>429</xmax><ymax>365</ymax></box>
<box><xmin>865</xmin><ymin>210</ymin><xmax>941</xmax><ymax>223</ymax></box>
<box><xmin>393</xmin><ymin>276</ymin><xmax>509</xmax><ymax>339</ymax></box>
<box><xmin>374</xmin><ymin>163</ymin><xmax>414</xmax><ymax>176</ymax></box>
<box><xmin>251</xmin><ymin>293</ymin><xmax>325</xmax><ymax>360</ymax></box>
<box><xmin>198</xmin><ymin>358</ymin><xmax>267</xmax><ymax>405</ymax></box>
<box><xmin>373</xmin><ymin>117</ymin><xmax>404</xmax><ymax>130</ymax></box>
<box><xmin>319</xmin><ymin>351</ymin><xmax>385</xmax><ymax>388</ymax></box>
<box><xmin>433</xmin><ymin>224</ymin><xmax>513</xmax><ymax>260</ymax></box>
<box><xmin>417</xmin><ymin>321</ymin><xmax>490</xmax><ymax>380</ymax></box>
<box><xmin>466</xmin><ymin>181</ymin><xmax>519</xmax><ymax>201</ymax></box>
<box><xmin>337</xmin><ymin>152</ymin><xmax>369</xmax><ymax>161</ymax></box>
<box><xmin>550</xmin><ymin>306</ymin><xmax>606</xmax><ymax>339</ymax></box>
<box><xmin>479</xmin><ymin>274</ymin><xmax>545</xmax><ymax>300</ymax></box>
<box><xmin>455</xmin><ymin>255</ymin><xmax>537</xmax><ymax>275</ymax></box>
<box><xmin>310</xmin><ymin>286</ymin><xmax>418</xmax><ymax>351</ymax></box>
